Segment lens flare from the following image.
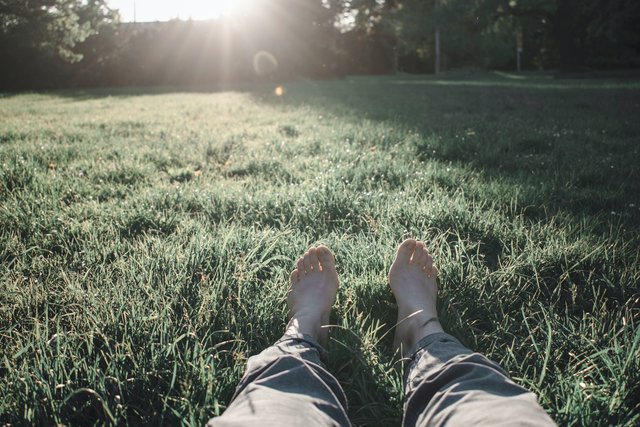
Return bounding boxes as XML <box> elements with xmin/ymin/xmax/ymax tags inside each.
<box><xmin>274</xmin><ymin>86</ymin><xmax>285</xmax><ymax>96</ymax></box>
<box><xmin>253</xmin><ymin>51</ymin><xmax>278</xmax><ymax>76</ymax></box>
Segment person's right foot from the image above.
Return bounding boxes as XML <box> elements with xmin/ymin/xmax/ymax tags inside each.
<box><xmin>389</xmin><ymin>238</ymin><xmax>444</xmax><ymax>357</ymax></box>
<box><xmin>286</xmin><ymin>246</ymin><xmax>339</xmax><ymax>346</ymax></box>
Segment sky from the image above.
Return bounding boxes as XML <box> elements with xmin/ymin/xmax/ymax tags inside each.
<box><xmin>108</xmin><ymin>0</ymin><xmax>239</xmax><ymax>22</ymax></box>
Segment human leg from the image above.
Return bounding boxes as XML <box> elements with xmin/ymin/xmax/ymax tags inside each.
<box><xmin>208</xmin><ymin>246</ymin><xmax>350</xmax><ymax>427</ymax></box>
<box><xmin>389</xmin><ymin>239</ymin><xmax>556</xmax><ymax>427</ymax></box>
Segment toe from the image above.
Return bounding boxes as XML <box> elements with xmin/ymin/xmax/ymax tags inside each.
<box><xmin>427</xmin><ymin>264</ymin><xmax>438</xmax><ymax>279</ymax></box>
<box><xmin>309</xmin><ymin>247</ymin><xmax>320</xmax><ymax>271</ymax></box>
<box><xmin>303</xmin><ymin>251</ymin><xmax>312</xmax><ymax>273</ymax></box>
<box><xmin>423</xmin><ymin>250</ymin><xmax>437</xmax><ymax>277</ymax></box>
<box><xmin>297</xmin><ymin>257</ymin><xmax>305</xmax><ymax>275</ymax></box>
<box><xmin>425</xmin><ymin>252</ymin><xmax>433</xmax><ymax>270</ymax></box>
<box><xmin>418</xmin><ymin>247</ymin><xmax>431</xmax><ymax>268</ymax></box>
<box><xmin>412</xmin><ymin>242</ymin><xmax>425</xmax><ymax>264</ymax></box>
<box><xmin>316</xmin><ymin>245</ymin><xmax>335</xmax><ymax>271</ymax></box>
<box><xmin>290</xmin><ymin>268</ymin><xmax>300</xmax><ymax>283</ymax></box>
<box><xmin>396</xmin><ymin>239</ymin><xmax>417</xmax><ymax>263</ymax></box>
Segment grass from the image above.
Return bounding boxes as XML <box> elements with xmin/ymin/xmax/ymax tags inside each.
<box><xmin>0</xmin><ymin>71</ymin><xmax>639</xmax><ymax>425</ymax></box>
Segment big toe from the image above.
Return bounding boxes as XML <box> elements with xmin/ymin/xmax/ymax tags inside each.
<box><xmin>395</xmin><ymin>239</ymin><xmax>417</xmax><ymax>264</ymax></box>
<box><xmin>316</xmin><ymin>245</ymin><xmax>336</xmax><ymax>272</ymax></box>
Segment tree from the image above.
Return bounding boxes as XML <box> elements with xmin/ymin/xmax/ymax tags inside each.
<box><xmin>493</xmin><ymin>0</ymin><xmax>640</xmax><ymax>70</ymax></box>
<box><xmin>384</xmin><ymin>0</ymin><xmax>515</xmax><ymax>72</ymax></box>
<box><xmin>236</xmin><ymin>0</ymin><xmax>343</xmax><ymax>78</ymax></box>
<box><xmin>325</xmin><ymin>0</ymin><xmax>399</xmax><ymax>73</ymax></box>
<box><xmin>0</xmin><ymin>0</ymin><xmax>116</xmax><ymax>89</ymax></box>
<box><xmin>300</xmin><ymin>0</ymin><xmax>640</xmax><ymax>72</ymax></box>
<box><xmin>0</xmin><ymin>0</ymin><xmax>117</xmax><ymax>61</ymax></box>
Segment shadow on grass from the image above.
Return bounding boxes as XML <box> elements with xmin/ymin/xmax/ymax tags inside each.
<box><xmin>249</xmin><ymin>72</ymin><xmax>640</xmax><ymax>230</ymax></box>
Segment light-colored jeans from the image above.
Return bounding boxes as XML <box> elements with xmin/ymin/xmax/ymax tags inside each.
<box><xmin>208</xmin><ymin>332</ymin><xmax>556</xmax><ymax>426</ymax></box>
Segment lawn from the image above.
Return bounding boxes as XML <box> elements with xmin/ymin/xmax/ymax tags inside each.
<box><xmin>1</xmin><ymin>72</ymin><xmax>639</xmax><ymax>425</ymax></box>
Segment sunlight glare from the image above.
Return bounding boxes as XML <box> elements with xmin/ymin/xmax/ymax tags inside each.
<box><xmin>190</xmin><ymin>1</ymin><xmax>235</xmax><ymax>19</ymax></box>
<box><xmin>192</xmin><ymin>0</ymin><xmax>255</xmax><ymax>19</ymax></box>
<box><xmin>109</xmin><ymin>0</ymin><xmax>254</xmax><ymax>22</ymax></box>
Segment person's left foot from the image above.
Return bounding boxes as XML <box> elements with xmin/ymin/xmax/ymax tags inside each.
<box><xmin>286</xmin><ymin>246</ymin><xmax>339</xmax><ymax>345</ymax></box>
<box><xmin>389</xmin><ymin>239</ymin><xmax>443</xmax><ymax>356</ymax></box>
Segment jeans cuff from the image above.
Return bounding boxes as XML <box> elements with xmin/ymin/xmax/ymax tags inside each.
<box><xmin>408</xmin><ymin>332</ymin><xmax>463</xmax><ymax>360</ymax></box>
<box><xmin>276</xmin><ymin>333</ymin><xmax>329</xmax><ymax>359</ymax></box>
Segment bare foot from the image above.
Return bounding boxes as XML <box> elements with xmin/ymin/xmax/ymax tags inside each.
<box><xmin>389</xmin><ymin>238</ymin><xmax>443</xmax><ymax>357</ymax></box>
<box><xmin>286</xmin><ymin>246</ymin><xmax>339</xmax><ymax>346</ymax></box>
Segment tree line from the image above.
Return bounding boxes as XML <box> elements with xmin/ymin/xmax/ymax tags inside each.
<box><xmin>1</xmin><ymin>0</ymin><xmax>639</xmax><ymax>90</ymax></box>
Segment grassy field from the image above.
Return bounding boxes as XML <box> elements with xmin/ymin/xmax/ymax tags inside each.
<box><xmin>1</xmin><ymin>72</ymin><xmax>639</xmax><ymax>426</ymax></box>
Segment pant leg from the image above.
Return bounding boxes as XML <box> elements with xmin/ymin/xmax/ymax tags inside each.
<box><xmin>402</xmin><ymin>332</ymin><xmax>556</xmax><ymax>427</ymax></box>
<box><xmin>208</xmin><ymin>333</ymin><xmax>350</xmax><ymax>427</ymax></box>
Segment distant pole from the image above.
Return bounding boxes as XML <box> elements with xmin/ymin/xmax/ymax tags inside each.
<box><xmin>517</xmin><ymin>49</ymin><xmax>521</xmax><ymax>72</ymax></box>
<box><xmin>434</xmin><ymin>0</ymin><xmax>441</xmax><ymax>75</ymax></box>
<box><xmin>435</xmin><ymin>27</ymin><xmax>441</xmax><ymax>75</ymax></box>
<box><xmin>393</xmin><ymin>46</ymin><xmax>399</xmax><ymax>74</ymax></box>
<box><xmin>133</xmin><ymin>0</ymin><xmax>137</xmax><ymax>23</ymax></box>
<box><xmin>516</xmin><ymin>30</ymin><xmax>523</xmax><ymax>72</ymax></box>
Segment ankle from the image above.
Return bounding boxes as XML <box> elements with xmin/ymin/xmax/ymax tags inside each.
<box><xmin>286</xmin><ymin>313</ymin><xmax>323</xmax><ymax>340</ymax></box>
<box><xmin>411</xmin><ymin>319</ymin><xmax>443</xmax><ymax>347</ymax></box>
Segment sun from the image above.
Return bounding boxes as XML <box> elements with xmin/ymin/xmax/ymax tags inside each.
<box><xmin>189</xmin><ymin>0</ymin><xmax>252</xmax><ymax>19</ymax></box>
<box><xmin>109</xmin><ymin>0</ymin><xmax>255</xmax><ymax>22</ymax></box>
